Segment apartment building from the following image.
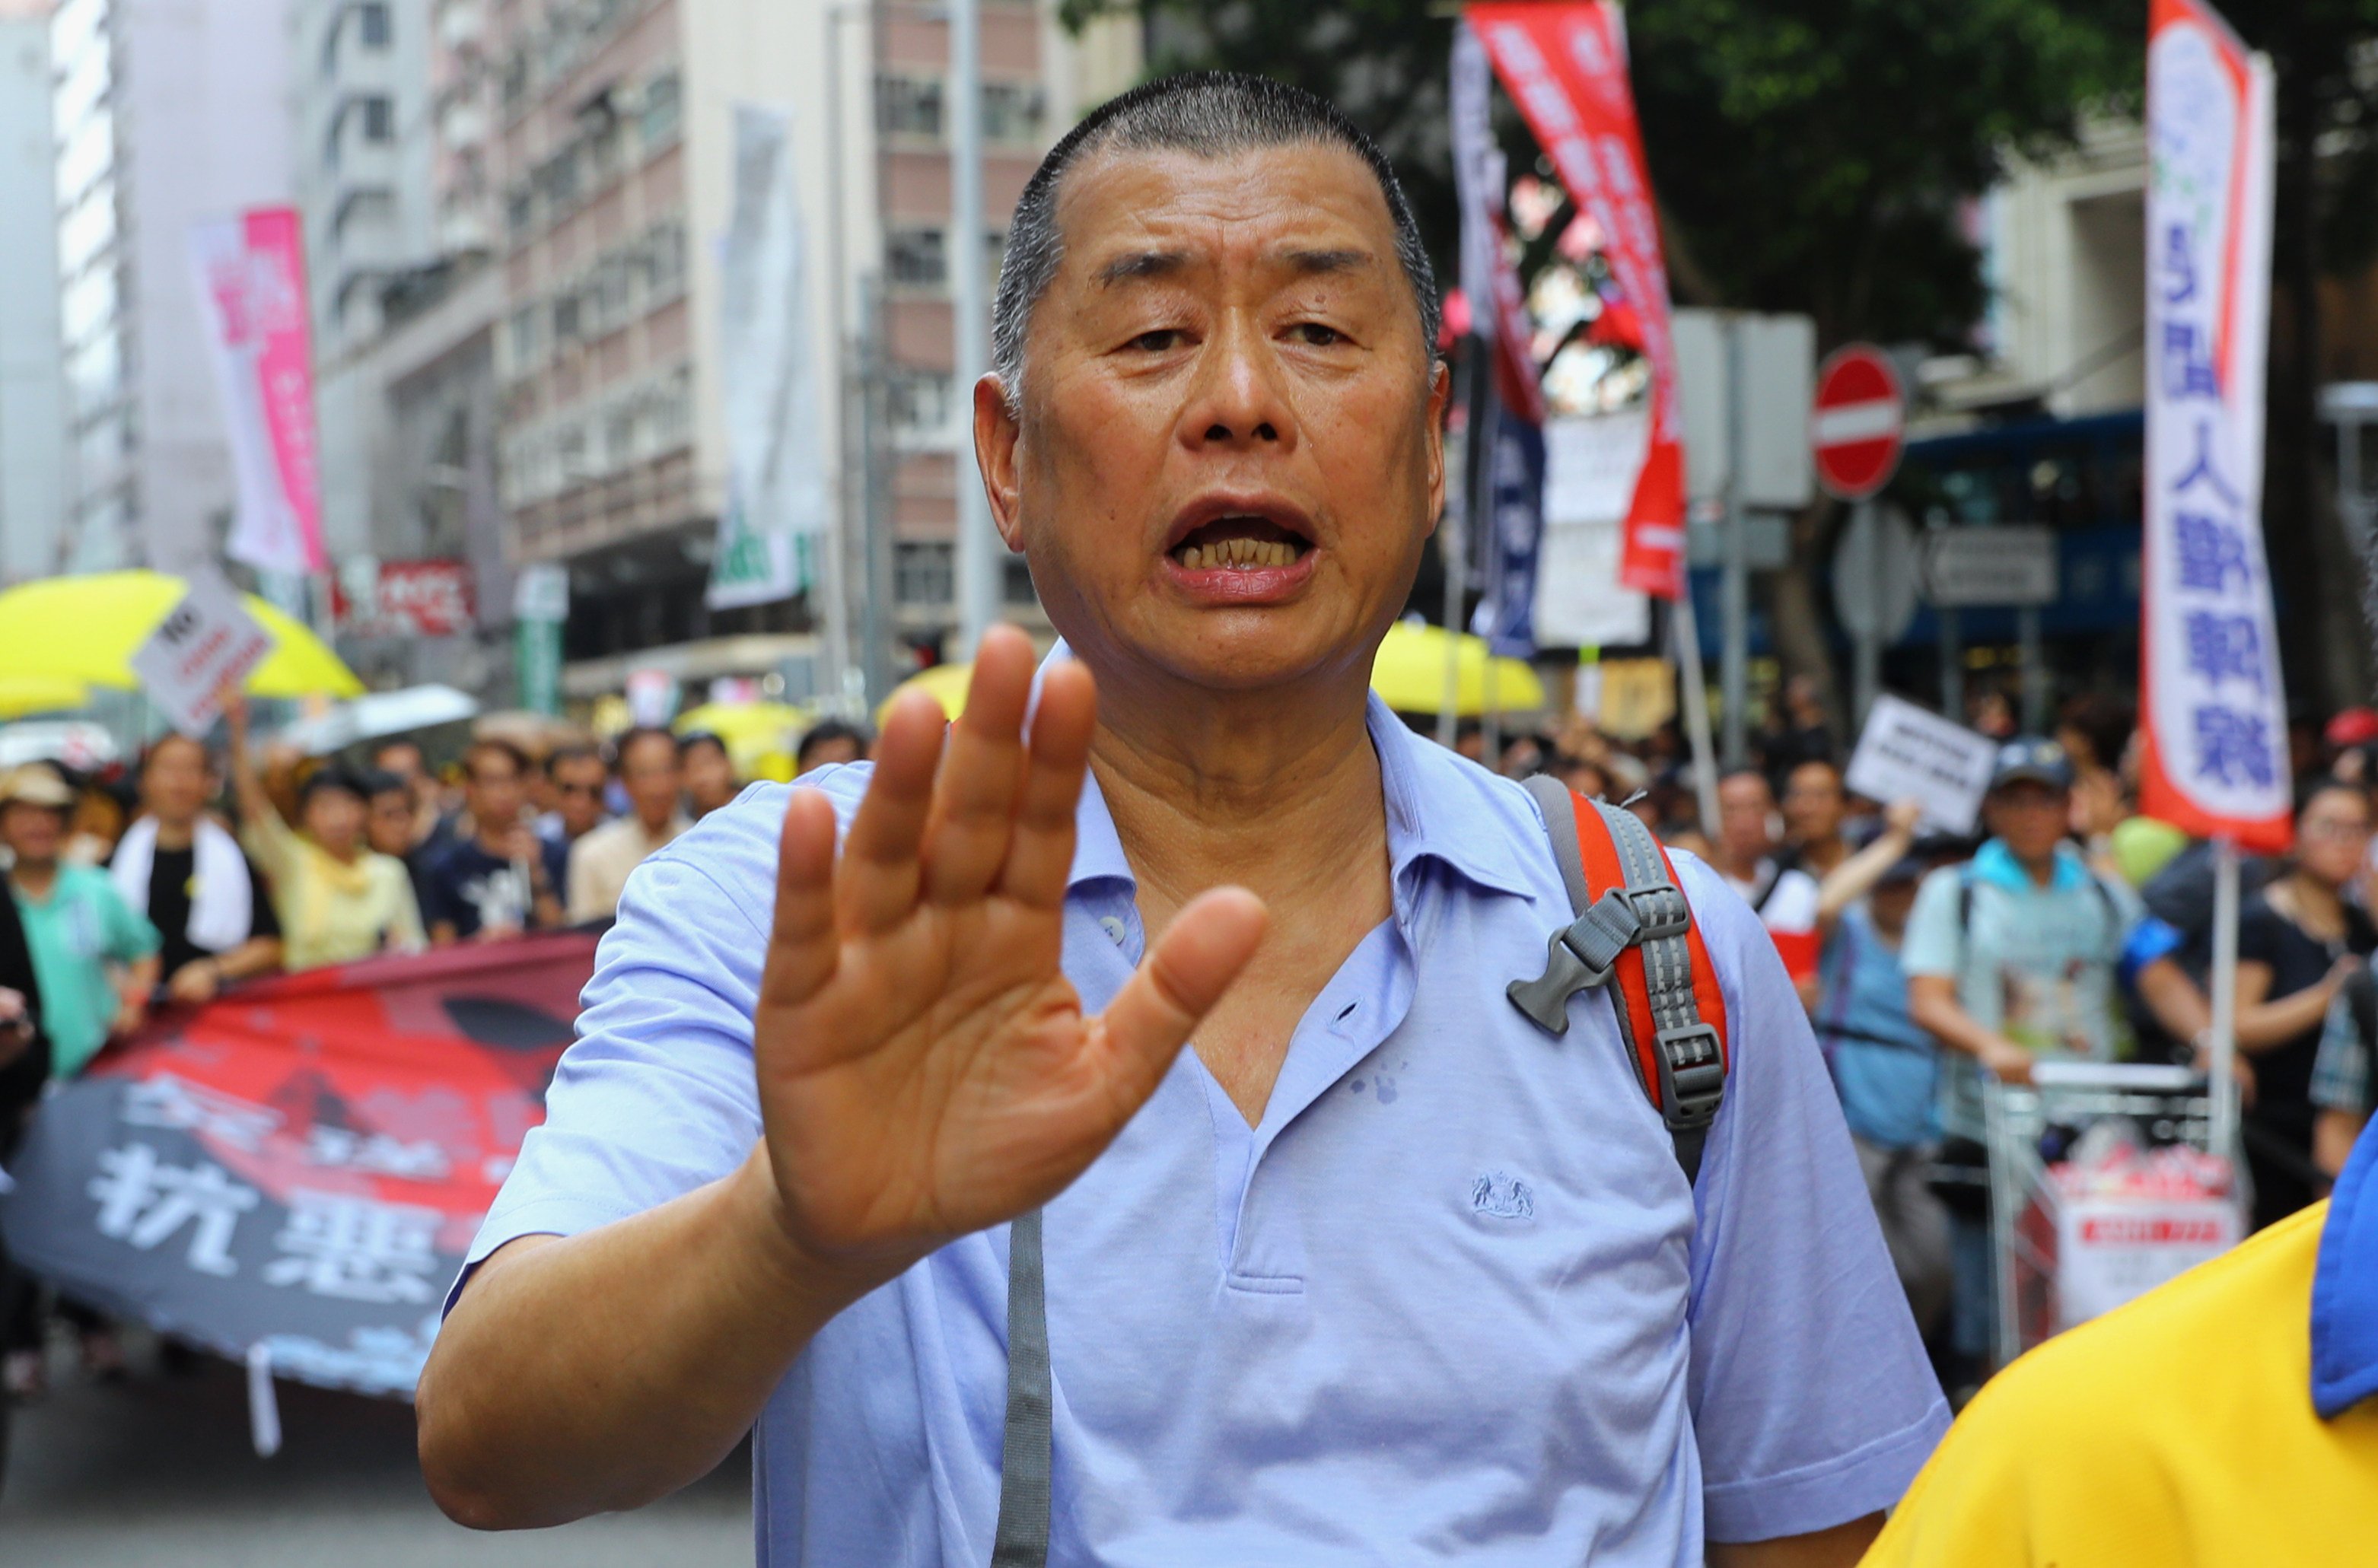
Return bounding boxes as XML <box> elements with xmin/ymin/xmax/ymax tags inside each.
<box><xmin>49</xmin><ymin>0</ymin><xmax>294</xmax><ymax>574</ymax></box>
<box><xmin>491</xmin><ymin>0</ymin><xmax>1136</xmax><ymax>699</ymax></box>
<box><xmin>0</xmin><ymin>0</ymin><xmax>65</xmax><ymax>584</ymax></box>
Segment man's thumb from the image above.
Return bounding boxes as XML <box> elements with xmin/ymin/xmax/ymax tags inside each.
<box><xmin>1095</xmin><ymin>889</ymin><xmax>1268</xmax><ymax>1086</ymax></box>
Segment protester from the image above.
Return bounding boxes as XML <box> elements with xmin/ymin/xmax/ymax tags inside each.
<box><xmin>110</xmin><ymin>734</ymin><xmax>283</xmax><ymax>1003</ymax></box>
<box><xmin>794</xmin><ymin>719</ymin><xmax>869</xmax><ymax>773</ymax></box>
<box><xmin>1713</xmin><ymin>768</ymin><xmax>1822</xmax><ymax>998</ymax></box>
<box><xmin>563</xmin><ymin>728</ymin><xmax>689</xmax><ymax>923</ymax></box>
<box><xmin>1782</xmin><ymin>759</ymin><xmax>1854</xmax><ymax>880</ymax></box>
<box><xmin>420</xmin><ymin>740</ymin><xmax>565</xmax><ymax>945</ymax></box>
<box><xmin>2314</xmin><ymin>961</ymin><xmax>2375</xmax><ymax>1178</ymax></box>
<box><xmin>680</xmin><ymin>730</ymin><xmax>740</xmax><ymax>820</ymax></box>
<box><xmin>424</xmin><ymin>75</ymin><xmax>1943</xmax><ymax>1565</ymax></box>
<box><xmin>1</xmin><ymin>765</ymin><xmax>158</xmax><ymax>1080</ymax></box>
<box><xmin>1861</xmin><ymin>1115</ymin><xmax>2378</xmax><ymax>1563</ymax></box>
<box><xmin>1810</xmin><ymin>801</ymin><xmax>1950</xmax><ymax>1337</ymax></box>
<box><xmin>62</xmin><ymin>771</ymin><xmax>132</xmax><ymax>867</ymax></box>
<box><xmin>226</xmin><ymin>695</ymin><xmax>426</xmax><ymax>969</ymax></box>
<box><xmin>536</xmin><ymin>743</ymin><xmax>610</xmax><ymax>853</ymax></box>
<box><xmin>1903</xmin><ymin>736</ymin><xmax>2211</xmax><ymax>1385</ymax></box>
<box><xmin>0</xmin><ymin>884</ymin><xmax>49</xmax><ymax>1402</ymax></box>
<box><xmin>372</xmin><ymin>737</ymin><xmax>446</xmax><ymax>851</ymax></box>
<box><xmin>2230</xmin><ymin>778</ymin><xmax>2376</xmax><ymax>1229</ymax></box>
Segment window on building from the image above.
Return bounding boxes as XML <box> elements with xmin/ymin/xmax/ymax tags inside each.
<box><xmin>358</xmin><ymin>2</ymin><xmax>391</xmax><ymax>47</ymax></box>
<box><xmin>982</xmin><ymin>81</ymin><xmax>1044</xmax><ymax>145</ymax></box>
<box><xmin>887</xmin><ymin>367</ymin><xmax>953</xmax><ymax>435</ymax></box>
<box><xmin>552</xmin><ymin>291</ymin><xmax>581</xmax><ymax>345</ymax></box>
<box><xmin>895</xmin><ymin>541</ymin><xmax>953</xmax><ymax>607</ymax></box>
<box><xmin>360</xmin><ymin>94</ymin><xmax>394</xmax><ymax>142</ymax></box>
<box><xmin>647</xmin><ymin>221</ymin><xmax>686</xmax><ymax>298</ymax></box>
<box><xmin>886</xmin><ymin>227</ymin><xmax>946</xmax><ymax>289</ymax></box>
<box><xmin>640</xmin><ymin>69</ymin><xmax>680</xmax><ymax>151</ymax></box>
<box><xmin>877</xmin><ymin>74</ymin><xmax>942</xmax><ymax>139</ymax></box>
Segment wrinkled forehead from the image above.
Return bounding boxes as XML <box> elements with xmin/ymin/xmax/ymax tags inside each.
<box><xmin>1045</xmin><ymin>140</ymin><xmax>1405</xmax><ymax>307</ymax></box>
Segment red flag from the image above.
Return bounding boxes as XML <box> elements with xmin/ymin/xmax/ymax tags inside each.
<box><xmin>1469</xmin><ymin>1</ymin><xmax>1687</xmax><ymax>598</ymax></box>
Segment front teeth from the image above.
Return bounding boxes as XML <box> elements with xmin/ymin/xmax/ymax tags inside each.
<box><xmin>1182</xmin><ymin>539</ymin><xmax>1298</xmax><ymax>569</ymax></box>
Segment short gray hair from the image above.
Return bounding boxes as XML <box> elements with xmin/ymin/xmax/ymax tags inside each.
<box><xmin>990</xmin><ymin>72</ymin><xmax>1440</xmax><ymax>411</ymax></box>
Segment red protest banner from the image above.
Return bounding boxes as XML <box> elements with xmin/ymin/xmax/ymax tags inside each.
<box><xmin>1468</xmin><ymin>1</ymin><xmax>1686</xmax><ymax>598</ymax></box>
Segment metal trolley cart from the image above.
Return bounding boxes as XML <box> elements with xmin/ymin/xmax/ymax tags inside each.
<box><xmin>1982</xmin><ymin>1061</ymin><xmax>2238</xmax><ymax>1369</ymax></box>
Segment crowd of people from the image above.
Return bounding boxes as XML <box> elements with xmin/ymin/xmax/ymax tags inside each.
<box><xmin>0</xmin><ymin>698</ymin><xmax>873</xmax><ymax>1399</ymax></box>
<box><xmin>1441</xmin><ymin>689</ymin><xmax>2378</xmax><ymax>1401</ymax></box>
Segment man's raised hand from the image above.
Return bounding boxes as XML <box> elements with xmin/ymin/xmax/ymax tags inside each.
<box><xmin>750</xmin><ymin>625</ymin><xmax>1266</xmax><ymax>1283</ymax></box>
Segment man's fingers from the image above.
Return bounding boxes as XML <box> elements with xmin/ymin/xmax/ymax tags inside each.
<box><xmin>1093</xmin><ymin>889</ymin><xmax>1268</xmax><ymax>1099</ymax></box>
<box><xmin>836</xmin><ymin>690</ymin><xmax>946</xmax><ymax>931</ymax></box>
<box><xmin>759</xmin><ymin>789</ymin><xmax>842</xmax><ymax>1010</ymax></box>
<box><xmin>920</xmin><ymin>626</ymin><xmax>1036</xmax><ymax>905</ymax></box>
<box><xmin>995</xmin><ymin>660</ymin><xmax>1096</xmax><ymax>909</ymax></box>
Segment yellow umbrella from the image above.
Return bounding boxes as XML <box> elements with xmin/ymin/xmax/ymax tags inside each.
<box><xmin>877</xmin><ymin>662</ymin><xmax>973</xmax><ymax>727</ymax></box>
<box><xmin>675</xmin><ymin>700</ymin><xmax>814</xmax><ymax>781</ymax></box>
<box><xmin>1369</xmin><ymin>622</ymin><xmax>1546</xmax><ymax>717</ymax></box>
<box><xmin>0</xmin><ymin>675</ymin><xmax>91</xmax><ymax>719</ymax></box>
<box><xmin>0</xmin><ymin>571</ymin><xmax>363</xmax><ymax>698</ymax></box>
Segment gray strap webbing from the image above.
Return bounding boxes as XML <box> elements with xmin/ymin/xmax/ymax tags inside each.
<box><xmin>989</xmin><ymin>1208</ymin><xmax>1052</xmax><ymax>1566</ymax></box>
<box><xmin>1511</xmin><ymin>778</ymin><xmax>1726</xmax><ymax>1183</ymax></box>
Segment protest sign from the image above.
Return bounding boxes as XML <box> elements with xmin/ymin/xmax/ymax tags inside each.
<box><xmin>1843</xmin><ymin>694</ymin><xmax>1997</xmax><ymax>835</ymax></box>
<box><xmin>129</xmin><ymin>570</ymin><xmax>274</xmax><ymax>736</ymax></box>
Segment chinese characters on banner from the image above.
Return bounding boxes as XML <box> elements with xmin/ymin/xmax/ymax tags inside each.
<box><xmin>186</xmin><ymin>209</ymin><xmax>327</xmax><ymax>577</ymax></box>
<box><xmin>1468</xmin><ymin>1</ymin><xmax>1687</xmax><ymax>599</ymax></box>
<box><xmin>2141</xmin><ymin>0</ymin><xmax>2290</xmax><ymax>850</ymax></box>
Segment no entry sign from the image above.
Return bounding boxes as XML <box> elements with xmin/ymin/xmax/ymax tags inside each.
<box><xmin>1810</xmin><ymin>345</ymin><xmax>1905</xmax><ymax>501</ymax></box>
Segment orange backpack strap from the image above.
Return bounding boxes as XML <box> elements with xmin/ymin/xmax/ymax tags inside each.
<box><xmin>1509</xmin><ymin>776</ymin><xmax>1730</xmax><ymax>1183</ymax></box>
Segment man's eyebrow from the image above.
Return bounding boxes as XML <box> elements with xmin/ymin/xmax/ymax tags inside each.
<box><xmin>1093</xmin><ymin>250</ymin><xmax>1188</xmax><ymax>287</ymax></box>
<box><xmin>1281</xmin><ymin>247</ymin><xmax>1371</xmax><ymax>276</ymax></box>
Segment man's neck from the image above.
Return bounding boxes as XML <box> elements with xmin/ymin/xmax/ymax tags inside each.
<box><xmin>1086</xmin><ymin>665</ymin><xmax>1386</xmax><ymax>922</ymax></box>
<box><xmin>11</xmin><ymin>857</ymin><xmax>58</xmax><ymax>897</ymax></box>
<box><xmin>1721</xmin><ymin>848</ymin><xmax>1769</xmax><ymax>884</ymax></box>
<box><xmin>152</xmin><ymin>816</ymin><xmax>197</xmax><ymax>852</ymax></box>
<box><xmin>635</xmin><ymin>809</ymin><xmax>676</xmax><ymax>838</ymax></box>
<box><xmin>2012</xmin><ymin>846</ymin><xmax>2060</xmax><ymax>887</ymax></box>
<box><xmin>1799</xmin><ymin>833</ymin><xmax>1845</xmax><ymax>876</ymax></box>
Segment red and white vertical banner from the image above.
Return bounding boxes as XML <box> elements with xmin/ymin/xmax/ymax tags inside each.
<box><xmin>1468</xmin><ymin>1</ymin><xmax>1685</xmax><ymax>598</ymax></box>
<box><xmin>188</xmin><ymin>208</ymin><xmax>327</xmax><ymax>577</ymax></box>
<box><xmin>2139</xmin><ymin>0</ymin><xmax>2289</xmax><ymax>850</ymax></box>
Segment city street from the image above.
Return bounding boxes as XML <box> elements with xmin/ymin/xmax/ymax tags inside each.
<box><xmin>1</xmin><ymin>1340</ymin><xmax>752</xmax><ymax>1566</ymax></box>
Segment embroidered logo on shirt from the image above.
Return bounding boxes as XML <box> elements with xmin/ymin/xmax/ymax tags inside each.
<box><xmin>1470</xmin><ymin>1171</ymin><xmax>1536</xmax><ymax>1220</ymax></box>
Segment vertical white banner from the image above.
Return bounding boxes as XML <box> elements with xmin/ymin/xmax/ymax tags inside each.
<box><xmin>708</xmin><ymin>104</ymin><xmax>827</xmax><ymax>612</ymax></box>
<box><xmin>2140</xmin><ymin>0</ymin><xmax>2290</xmax><ymax>851</ymax></box>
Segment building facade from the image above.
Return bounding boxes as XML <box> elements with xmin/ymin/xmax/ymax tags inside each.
<box><xmin>0</xmin><ymin>0</ymin><xmax>65</xmax><ymax>584</ymax></box>
<box><xmin>50</xmin><ymin>0</ymin><xmax>295</xmax><ymax>574</ymax></box>
<box><xmin>489</xmin><ymin>0</ymin><xmax>1136</xmax><ymax>704</ymax></box>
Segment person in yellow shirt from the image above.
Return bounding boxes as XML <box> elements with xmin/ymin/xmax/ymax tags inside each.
<box><xmin>224</xmin><ymin>694</ymin><xmax>425</xmax><ymax>971</ymax></box>
<box><xmin>1864</xmin><ymin>1115</ymin><xmax>2378</xmax><ymax>1565</ymax></box>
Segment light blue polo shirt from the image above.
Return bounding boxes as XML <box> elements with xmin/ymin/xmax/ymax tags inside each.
<box><xmin>453</xmin><ymin>696</ymin><xmax>1946</xmax><ymax>1564</ymax></box>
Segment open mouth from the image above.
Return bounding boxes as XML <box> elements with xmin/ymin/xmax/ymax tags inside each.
<box><xmin>1167</xmin><ymin>515</ymin><xmax>1313</xmax><ymax>571</ymax></box>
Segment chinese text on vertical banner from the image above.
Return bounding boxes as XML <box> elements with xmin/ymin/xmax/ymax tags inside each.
<box><xmin>1468</xmin><ymin>1</ymin><xmax>1686</xmax><ymax>599</ymax></box>
<box><xmin>2141</xmin><ymin>0</ymin><xmax>2290</xmax><ymax>849</ymax></box>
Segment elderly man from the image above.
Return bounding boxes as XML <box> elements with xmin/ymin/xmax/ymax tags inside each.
<box><xmin>421</xmin><ymin>75</ymin><xmax>1943</xmax><ymax>1566</ymax></box>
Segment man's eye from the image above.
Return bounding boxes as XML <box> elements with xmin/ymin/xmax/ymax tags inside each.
<box><xmin>1128</xmin><ymin>329</ymin><xmax>1183</xmax><ymax>352</ymax></box>
<box><xmin>1288</xmin><ymin>322</ymin><xmax>1347</xmax><ymax>347</ymax></box>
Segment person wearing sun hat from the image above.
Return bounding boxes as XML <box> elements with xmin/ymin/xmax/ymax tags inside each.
<box><xmin>0</xmin><ymin>763</ymin><xmax>158</xmax><ymax>1080</ymax></box>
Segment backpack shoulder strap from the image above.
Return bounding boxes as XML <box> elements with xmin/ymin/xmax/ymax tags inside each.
<box><xmin>1511</xmin><ymin>776</ymin><xmax>1731</xmax><ymax>1182</ymax></box>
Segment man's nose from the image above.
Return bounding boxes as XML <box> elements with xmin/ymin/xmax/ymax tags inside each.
<box><xmin>1181</xmin><ymin>320</ymin><xmax>1297</xmax><ymax>452</ymax></box>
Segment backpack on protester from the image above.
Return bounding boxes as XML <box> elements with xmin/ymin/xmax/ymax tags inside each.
<box><xmin>1507</xmin><ymin>777</ymin><xmax>1732</xmax><ymax>1182</ymax></box>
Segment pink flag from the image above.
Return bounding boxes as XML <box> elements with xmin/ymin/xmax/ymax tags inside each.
<box><xmin>1469</xmin><ymin>1</ymin><xmax>1686</xmax><ymax>599</ymax></box>
<box><xmin>188</xmin><ymin>209</ymin><xmax>326</xmax><ymax>576</ymax></box>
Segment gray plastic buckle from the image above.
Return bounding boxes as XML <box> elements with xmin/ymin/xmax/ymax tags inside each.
<box><xmin>1655</xmin><ymin>1023</ymin><xmax>1725</xmax><ymax>1131</ymax></box>
<box><xmin>1621</xmin><ymin>883</ymin><xmax>1690</xmax><ymax>941</ymax></box>
<box><xmin>1507</xmin><ymin>889</ymin><xmax>1641</xmax><ymax>1035</ymax></box>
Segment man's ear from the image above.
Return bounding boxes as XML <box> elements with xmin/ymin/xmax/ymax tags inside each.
<box><xmin>977</xmin><ymin>374</ymin><xmax>1025</xmax><ymax>551</ymax></box>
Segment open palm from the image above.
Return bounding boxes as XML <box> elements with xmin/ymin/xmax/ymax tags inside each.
<box><xmin>752</xmin><ymin>627</ymin><xmax>1266</xmax><ymax>1275</ymax></box>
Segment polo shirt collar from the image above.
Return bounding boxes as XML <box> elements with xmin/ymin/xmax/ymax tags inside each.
<box><xmin>1972</xmin><ymin>836</ymin><xmax>2089</xmax><ymax>894</ymax></box>
<box><xmin>1057</xmin><ymin>657</ymin><xmax>1534</xmax><ymax>903</ymax></box>
<box><xmin>2312</xmin><ymin>1116</ymin><xmax>2378</xmax><ymax>1418</ymax></box>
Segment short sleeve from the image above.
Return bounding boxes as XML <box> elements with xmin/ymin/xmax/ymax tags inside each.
<box><xmin>1675</xmin><ymin>853</ymin><xmax>1951</xmax><ymax>1541</ymax></box>
<box><xmin>2234</xmin><ymin>897</ymin><xmax>2284</xmax><ymax>968</ymax></box>
<box><xmin>447</xmin><ymin>783</ymin><xmax>824</xmax><ymax>1314</ymax></box>
<box><xmin>1897</xmin><ymin>867</ymin><xmax>1966</xmax><ymax>981</ymax></box>
<box><xmin>98</xmin><ymin>878</ymin><xmax>161</xmax><ymax>960</ymax></box>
